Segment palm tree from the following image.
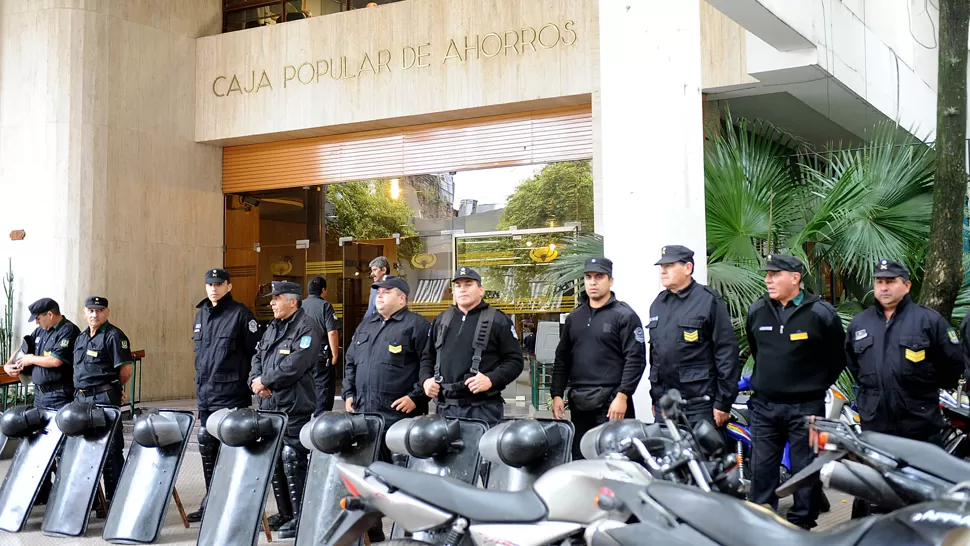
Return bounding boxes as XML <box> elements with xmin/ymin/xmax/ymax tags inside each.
<box><xmin>704</xmin><ymin>115</ymin><xmax>936</xmax><ymax>383</ymax></box>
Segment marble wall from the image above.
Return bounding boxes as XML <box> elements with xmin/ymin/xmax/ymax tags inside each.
<box><xmin>0</xmin><ymin>0</ymin><xmax>223</xmax><ymax>401</ymax></box>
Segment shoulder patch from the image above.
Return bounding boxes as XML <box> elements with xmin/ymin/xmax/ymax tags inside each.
<box><xmin>634</xmin><ymin>327</ymin><xmax>645</xmax><ymax>343</ymax></box>
<box><xmin>60</xmin><ymin>339</ymin><xmax>69</xmax><ymax>347</ymax></box>
<box><xmin>248</xmin><ymin>319</ymin><xmax>258</xmax><ymax>333</ymax></box>
<box><xmin>948</xmin><ymin>327</ymin><xmax>959</xmax><ymax>345</ymax></box>
<box><xmin>121</xmin><ymin>340</ymin><xmax>128</xmax><ymax>349</ymax></box>
<box><xmin>299</xmin><ymin>335</ymin><xmax>312</xmax><ymax>349</ymax></box>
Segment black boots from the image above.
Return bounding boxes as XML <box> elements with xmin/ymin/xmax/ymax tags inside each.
<box><xmin>268</xmin><ymin>455</ymin><xmax>294</xmax><ymax>531</ymax></box>
<box><xmin>187</xmin><ymin>425</ymin><xmax>220</xmax><ymax>523</ymax></box>
<box><xmin>278</xmin><ymin>445</ymin><xmax>309</xmax><ymax>539</ymax></box>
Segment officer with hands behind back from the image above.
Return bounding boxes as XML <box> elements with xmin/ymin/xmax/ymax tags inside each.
<box><xmin>550</xmin><ymin>257</ymin><xmax>647</xmax><ymax>459</ymax></box>
<box><xmin>646</xmin><ymin>245</ymin><xmax>739</xmax><ymax>431</ymax></box>
<box><xmin>850</xmin><ymin>260</ymin><xmax>963</xmax><ymax>446</ymax></box>
<box><xmin>420</xmin><ymin>267</ymin><xmax>522</xmax><ymax>427</ymax></box>
<box><xmin>73</xmin><ymin>296</ymin><xmax>134</xmax><ymax>504</ymax></box>
<box><xmin>187</xmin><ymin>268</ymin><xmax>259</xmax><ymax>523</ymax></box>
<box><xmin>248</xmin><ymin>281</ymin><xmax>321</xmax><ymax>539</ymax></box>
<box><xmin>745</xmin><ymin>254</ymin><xmax>845</xmax><ymax>529</ymax></box>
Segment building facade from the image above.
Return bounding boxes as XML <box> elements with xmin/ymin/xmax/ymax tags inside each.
<box><xmin>0</xmin><ymin>0</ymin><xmax>948</xmax><ymax>413</ymax></box>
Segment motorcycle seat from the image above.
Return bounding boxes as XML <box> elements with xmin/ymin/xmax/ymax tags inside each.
<box><xmin>862</xmin><ymin>431</ymin><xmax>970</xmax><ymax>484</ymax></box>
<box><xmin>366</xmin><ymin>461</ymin><xmax>548</xmax><ymax>523</ymax></box>
<box><xmin>645</xmin><ymin>481</ymin><xmax>878</xmax><ymax>546</ymax></box>
<box><xmin>731</xmin><ymin>407</ymin><xmax>750</xmax><ymax>426</ymax></box>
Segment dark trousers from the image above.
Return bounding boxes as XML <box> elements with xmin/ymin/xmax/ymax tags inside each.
<box><xmin>34</xmin><ymin>386</ymin><xmax>72</xmax><ymax>503</ymax></box>
<box><xmin>571</xmin><ymin>402</ymin><xmax>636</xmax><ymax>460</ymax></box>
<box><xmin>436</xmin><ymin>398</ymin><xmax>504</xmax><ymax>427</ymax></box>
<box><xmin>748</xmin><ymin>397</ymin><xmax>824</xmax><ymax>528</ymax></box>
<box><xmin>313</xmin><ymin>357</ymin><xmax>334</xmax><ymax>416</ymax></box>
<box><xmin>34</xmin><ymin>385</ymin><xmax>74</xmax><ymax>411</ymax></box>
<box><xmin>76</xmin><ymin>386</ymin><xmax>124</xmax><ymax>502</ymax></box>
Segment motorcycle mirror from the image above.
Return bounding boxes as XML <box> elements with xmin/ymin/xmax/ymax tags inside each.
<box><xmin>775</xmin><ymin>450</ymin><xmax>844</xmax><ymax>497</ymax></box>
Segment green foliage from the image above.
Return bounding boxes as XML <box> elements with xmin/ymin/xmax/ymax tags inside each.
<box><xmin>706</xmin><ymin>113</ymin><xmax>939</xmax><ymax>397</ymax></box>
<box><xmin>326</xmin><ymin>180</ymin><xmax>421</xmax><ymax>265</ymax></box>
<box><xmin>498</xmin><ymin>161</ymin><xmax>594</xmax><ymax>231</ymax></box>
<box><xmin>0</xmin><ymin>260</ymin><xmax>13</xmax><ymax>363</ymax></box>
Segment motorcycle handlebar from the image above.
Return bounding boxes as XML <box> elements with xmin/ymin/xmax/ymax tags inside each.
<box><xmin>659</xmin><ymin>390</ymin><xmax>711</xmax><ymax>413</ymax></box>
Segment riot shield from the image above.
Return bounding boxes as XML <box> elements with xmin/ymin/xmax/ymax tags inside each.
<box><xmin>0</xmin><ymin>408</ymin><xmax>63</xmax><ymax>533</ymax></box>
<box><xmin>197</xmin><ymin>409</ymin><xmax>287</xmax><ymax>546</ymax></box>
<box><xmin>481</xmin><ymin>418</ymin><xmax>574</xmax><ymax>491</ymax></box>
<box><xmin>103</xmin><ymin>409</ymin><xmax>195</xmax><ymax>544</ymax></box>
<box><xmin>295</xmin><ymin>412</ymin><xmax>384</xmax><ymax>546</ymax></box>
<box><xmin>41</xmin><ymin>404</ymin><xmax>122</xmax><ymax>537</ymax></box>
<box><xmin>385</xmin><ymin>415</ymin><xmax>488</xmax><ymax>540</ymax></box>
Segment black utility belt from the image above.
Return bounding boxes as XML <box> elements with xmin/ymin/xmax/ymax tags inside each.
<box><xmin>76</xmin><ymin>382</ymin><xmax>119</xmax><ymax>396</ymax></box>
<box><xmin>437</xmin><ymin>395</ymin><xmax>501</xmax><ymax>408</ymax></box>
<box><xmin>35</xmin><ymin>382</ymin><xmax>73</xmax><ymax>394</ymax></box>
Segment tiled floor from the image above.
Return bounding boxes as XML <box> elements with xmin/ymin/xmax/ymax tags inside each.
<box><xmin>0</xmin><ymin>397</ymin><xmax>856</xmax><ymax>544</ymax></box>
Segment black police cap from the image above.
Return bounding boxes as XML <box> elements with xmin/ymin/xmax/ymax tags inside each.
<box><xmin>28</xmin><ymin>298</ymin><xmax>58</xmax><ymax>322</ymax></box>
<box><xmin>583</xmin><ymin>257</ymin><xmax>613</xmax><ymax>276</ymax></box>
<box><xmin>760</xmin><ymin>254</ymin><xmax>804</xmax><ymax>274</ymax></box>
<box><xmin>268</xmin><ymin>281</ymin><xmax>302</xmax><ymax>297</ymax></box>
<box><xmin>453</xmin><ymin>266</ymin><xmax>482</xmax><ymax>283</ymax></box>
<box><xmin>372</xmin><ymin>276</ymin><xmax>410</xmax><ymax>296</ymax></box>
<box><xmin>655</xmin><ymin>245</ymin><xmax>694</xmax><ymax>265</ymax></box>
<box><xmin>205</xmin><ymin>268</ymin><xmax>230</xmax><ymax>284</ymax></box>
<box><xmin>874</xmin><ymin>259</ymin><xmax>910</xmax><ymax>281</ymax></box>
<box><xmin>85</xmin><ymin>296</ymin><xmax>108</xmax><ymax>309</ymax></box>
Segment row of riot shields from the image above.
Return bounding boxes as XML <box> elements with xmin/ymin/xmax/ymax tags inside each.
<box><xmin>0</xmin><ymin>402</ymin><xmax>573</xmax><ymax>545</ymax></box>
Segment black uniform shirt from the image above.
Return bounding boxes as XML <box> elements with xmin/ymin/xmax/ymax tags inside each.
<box><xmin>849</xmin><ymin>295</ymin><xmax>963</xmax><ymax>437</ymax></box>
<box><xmin>419</xmin><ymin>301</ymin><xmax>522</xmax><ymax>402</ymax></box>
<box><xmin>551</xmin><ymin>293</ymin><xmax>647</xmax><ymax>400</ymax></box>
<box><xmin>745</xmin><ymin>291</ymin><xmax>845</xmax><ymax>403</ymax></box>
<box><xmin>248</xmin><ymin>307</ymin><xmax>321</xmax><ymax>419</ymax></box>
<box><xmin>646</xmin><ymin>280</ymin><xmax>739</xmax><ymax>412</ymax></box>
<box><xmin>193</xmin><ymin>292</ymin><xmax>259</xmax><ymax>411</ymax></box>
<box><xmin>73</xmin><ymin>321</ymin><xmax>133</xmax><ymax>389</ymax></box>
<box><xmin>343</xmin><ymin>307</ymin><xmax>430</xmax><ymax>414</ymax></box>
<box><xmin>21</xmin><ymin>317</ymin><xmax>80</xmax><ymax>387</ymax></box>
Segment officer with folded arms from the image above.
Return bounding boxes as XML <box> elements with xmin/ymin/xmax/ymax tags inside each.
<box><xmin>745</xmin><ymin>254</ymin><xmax>845</xmax><ymax>529</ymax></box>
<box><xmin>645</xmin><ymin>245</ymin><xmax>739</xmax><ymax>432</ymax></box>
<box><xmin>550</xmin><ymin>257</ymin><xmax>647</xmax><ymax>459</ymax></box>
<box><xmin>187</xmin><ymin>268</ymin><xmax>259</xmax><ymax>523</ymax></box>
<box><xmin>850</xmin><ymin>260</ymin><xmax>963</xmax><ymax>446</ymax></box>
<box><xmin>248</xmin><ymin>281</ymin><xmax>321</xmax><ymax>539</ymax></box>
<box><xmin>420</xmin><ymin>267</ymin><xmax>522</xmax><ymax>426</ymax></box>
<box><xmin>73</xmin><ymin>296</ymin><xmax>134</xmax><ymax>503</ymax></box>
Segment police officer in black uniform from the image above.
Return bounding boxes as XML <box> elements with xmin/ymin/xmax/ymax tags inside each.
<box><xmin>3</xmin><ymin>298</ymin><xmax>80</xmax><ymax>504</ymax></box>
<box><xmin>187</xmin><ymin>268</ymin><xmax>259</xmax><ymax>523</ymax></box>
<box><xmin>304</xmin><ymin>276</ymin><xmax>340</xmax><ymax>415</ymax></box>
<box><xmin>73</xmin><ymin>296</ymin><xmax>134</xmax><ymax>503</ymax></box>
<box><xmin>4</xmin><ymin>298</ymin><xmax>80</xmax><ymax>409</ymax></box>
<box><xmin>248</xmin><ymin>281</ymin><xmax>321</xmax><ymax>539</ymax></box>
<box><xmin>420</xmin><ymin>267</ymin><xmax>522</xmax><ymax>427</ymax></box>
<box><xmin>344</xmin><ymin>276</ymin><xmax>430</xmax><ymax>439</ymax></box>
<box><xmin>745</xmin><ymin>255</ymin><xmax>845</xmax><ymax>529</ymax></box>
<box><xmin>550</xmin><ymin>257</ymin><xmax>647</xmax><ymax>459</ymax></box>
<box><xmin>849</xmin><ymin>260</ymin><xmax>963</xmax><ymax>446</ymax></box>
<box><xmin>646</xmin><ymin>246</ymin><xmax>739</xmax><ymax>431</ymax></box>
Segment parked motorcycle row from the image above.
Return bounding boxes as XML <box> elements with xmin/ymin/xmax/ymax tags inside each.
<box><xmin>321</xmin><ymin>386</ymin><xmax>970</xmax><ymax>546</ymax></box>
<box><xmin>2</xmin><ymin>385</ymin><xmax>970</xmax><ymax>545</ymax></box>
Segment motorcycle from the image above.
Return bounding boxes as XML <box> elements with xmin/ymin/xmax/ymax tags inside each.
<box><xmin>586</xmin><ymin>414</ymin><xmax>970</xmax><ymax>546</ymax></box>
<box><xmin>323</xmin><ymin>392</ymin><xmax>738</xmax><ymax>546</ymax></box>
<box><xmin>727</xmin><ymin>377</ymin><xmax>858</xmax><ymax>498</ymax></box>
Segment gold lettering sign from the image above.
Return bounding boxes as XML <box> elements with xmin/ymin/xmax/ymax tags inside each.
<box><xmin>211</xmin><ymin>20</ymin><xmax>578</xmax><ymax>97</ymax></box>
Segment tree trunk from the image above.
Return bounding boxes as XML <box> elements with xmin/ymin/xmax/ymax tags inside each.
<box><xmin>921</xmin><ymin>0</ymin><xmax>970</xmax><ymax>320</ymax></box>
